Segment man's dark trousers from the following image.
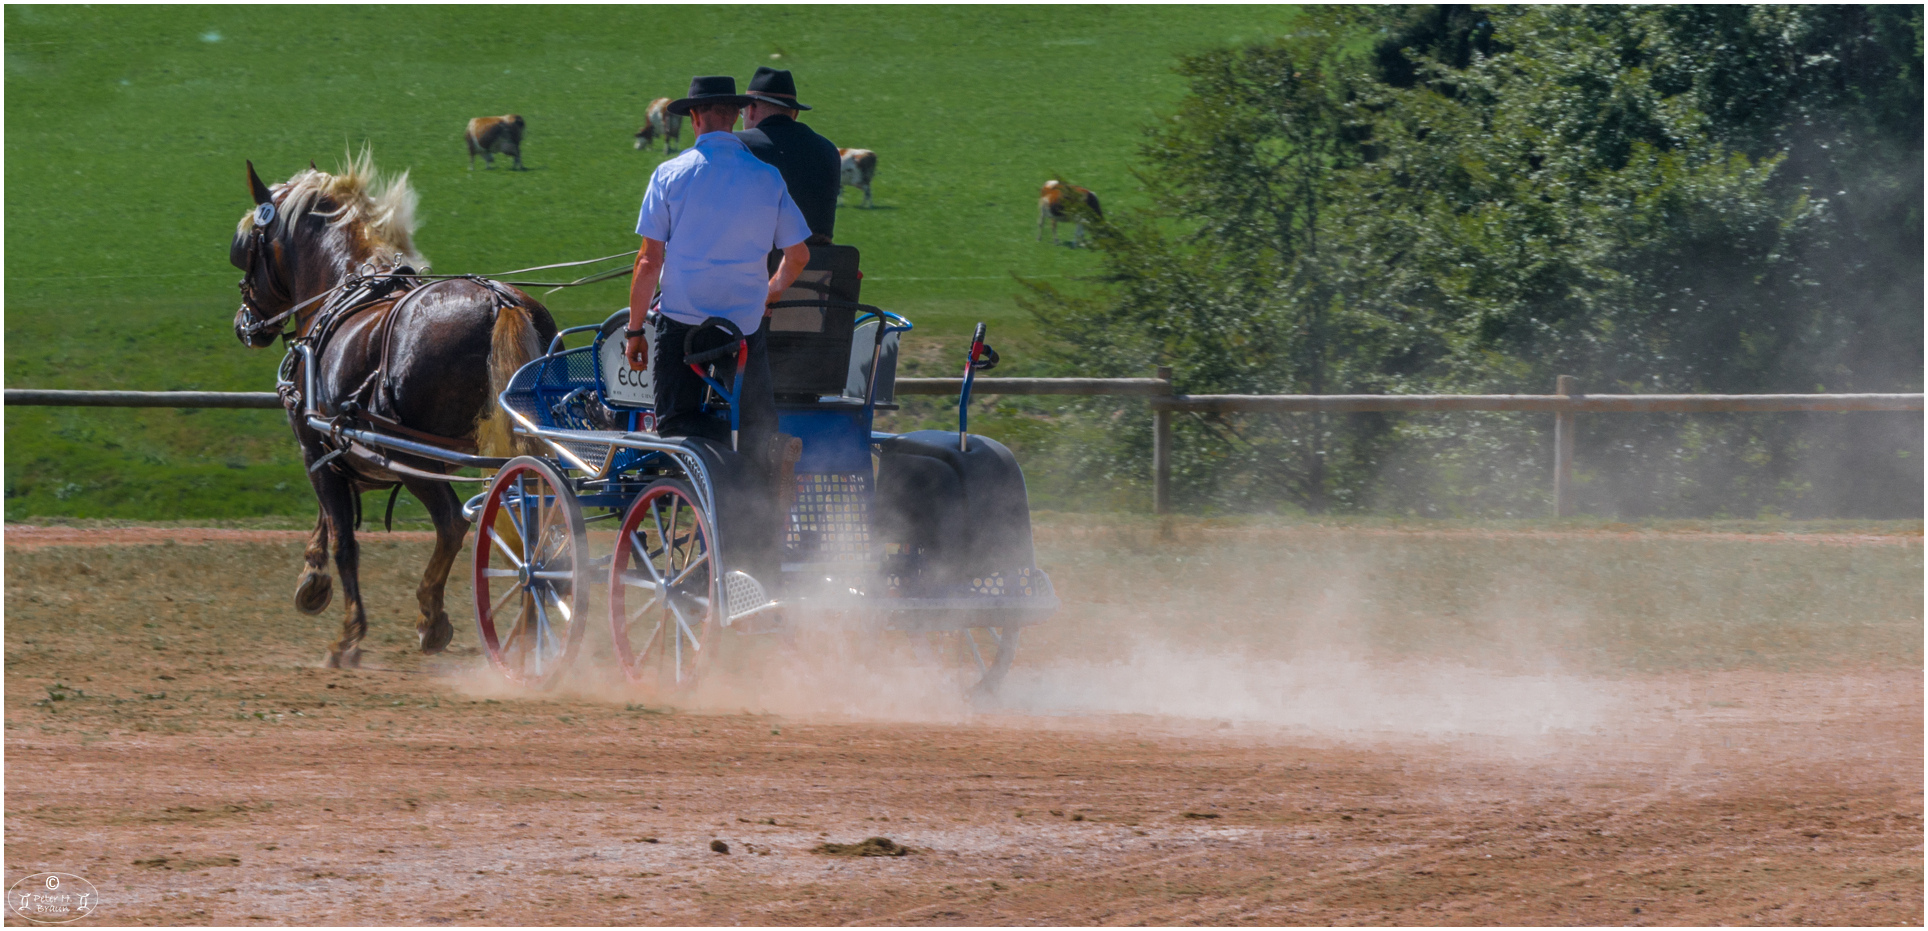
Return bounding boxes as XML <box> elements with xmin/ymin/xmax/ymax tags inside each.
<box><xmin>651</xmin><ymin>315</ymin><xmax>778</xmax><ymax>467</ymax></box>
<box><xmin>651</xmin><ymin>314</ymin><xmax>784</xmax><ymax>585</ymax></box>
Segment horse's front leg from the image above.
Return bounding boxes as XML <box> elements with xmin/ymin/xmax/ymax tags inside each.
<box><xmin>312</xmin><ymin>468</ymin><xmax>368</xmax><ymax>668</ymax></box>
<box><xmin>294</xmin><ymin>506</ymin><xmax>334</xmax><ymax>615</ymax></box>
<box><xmin>403</xmin><ymin>477</ymin><xmax>468</xmax><ymax>655</ymax></box>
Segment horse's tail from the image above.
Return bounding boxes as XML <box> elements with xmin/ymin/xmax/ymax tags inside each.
<box><xmin>475</xmin><ymin>303</ymin><xmax>545</xmax><ymax>459</ymax></box>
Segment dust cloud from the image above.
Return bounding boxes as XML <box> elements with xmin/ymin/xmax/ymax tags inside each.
<box><xmin>996</xmin><ymin>646</ymin><xmax>1615</xmax><ymax>738</ymax></box>
<box><xmin>483</xmin><ymin>626</ymin><xmax>1621</xmax><ymax>742</ymax></box>
<box><xmin>447</xmin><ymin>579</ymin><xmax>1620</xmax><ymax>744</ymax></box>
<box><xmin>445</xmin><ymin>524</ymin><xmax>1916</xmax><ymax>744</ymax></box>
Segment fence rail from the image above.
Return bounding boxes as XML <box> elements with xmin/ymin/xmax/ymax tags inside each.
<box><xmin>5</xmin><ymin>389</ymin><xmax>283</xmax><ymax>409</ymax></box>
<box><xmin>1150</xmin><ymin>393</ymin><xmax>1924</xmax><ymax>413</ymax></box>
<box><xmin>9</xmin><ymin>381</ymin><xmax>1920</xmax><ymax>517</ymax></box>
<box><xmin>895</xmin><ymin>377</ymin><xmax>1174</xmax><ymax>396</ymax></box>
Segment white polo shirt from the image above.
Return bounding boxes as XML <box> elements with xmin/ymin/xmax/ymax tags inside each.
<box><xmin>636</xmin><ymin>130</ymin><xmax>812</xmax><ymax>333</ymax></box>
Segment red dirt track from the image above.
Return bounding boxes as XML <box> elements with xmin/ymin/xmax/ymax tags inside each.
<box><xmin>4</xmin><ymin>523</ymin><xmax>1921</xmax><ymax>925</ymax></box>
<box><xmin>3</xmin><ymin>525</ymin><xmax>441</xmax><ymax>550</ymax></box>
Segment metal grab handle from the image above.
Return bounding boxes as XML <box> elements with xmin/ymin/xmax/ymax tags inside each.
<box><xmin>959</xmin><ymin>322</ymin><xmax>990</xmax><ymax>451</ymax></box>
<box><xmin>546</xmin><ymin>322</ymin><xmax>606</xmax><ymax>355</ymax></box>
<box><xmin>854</xmin><ymin>309</ymin><xmax>914</xmax><ymax>333</ymax></box>
<box><xmin>681</xmin><ymin>317</ymin><xmax>746</xmax><ymax>366</ymax></box>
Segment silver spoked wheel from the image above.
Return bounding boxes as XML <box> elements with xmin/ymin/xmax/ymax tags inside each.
<box><xmin>472</xmin><ymin>456</ymin><xmax>588</xmax><ymax>688</ymax></box>
<box><xmin>608</xmin><ymin>479</ymin><xmax>719</xmax><ymax>693</ymax></box>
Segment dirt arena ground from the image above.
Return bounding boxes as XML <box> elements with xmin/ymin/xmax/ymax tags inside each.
<box><xmin>5</xmin><ymin>519</ymin><xmax>1921</xmax><ymax>925</ymax></box>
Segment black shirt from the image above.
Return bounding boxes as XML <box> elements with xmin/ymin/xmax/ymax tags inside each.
<box><xmin>736</xmin><ymin>115</ymin><xmax>842</xmax><ymax>240</ymax></box>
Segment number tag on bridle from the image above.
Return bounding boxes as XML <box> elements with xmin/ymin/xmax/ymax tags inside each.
<box><xmin>254</xmin><ymin>202</ymin><xmax>277</xmax><ymax>227</ymax></box>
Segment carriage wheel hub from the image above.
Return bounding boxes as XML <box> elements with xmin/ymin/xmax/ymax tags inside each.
<box><xmin>517</xmin><ymin>563</ymin><xmax>533</xmax><ymax>587</ymax></box>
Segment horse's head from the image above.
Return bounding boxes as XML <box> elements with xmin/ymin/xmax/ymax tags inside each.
<box><xmin>229</xmin><ymin>153</ymin><xmax>424</xmax><ymax>348</ymax></box>
<box><xmin>231</xmin><ymin>160</ymin><xmax>297</xmax><ymax>348</ymax></box>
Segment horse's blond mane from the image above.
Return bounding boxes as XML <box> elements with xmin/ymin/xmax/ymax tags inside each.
<box><xmin>242</xmin><ymin>149</ymin><xmax>425</xmax><ymax>266</ymax></box>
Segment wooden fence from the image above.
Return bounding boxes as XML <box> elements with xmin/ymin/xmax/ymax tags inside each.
<box><xmin>901</xmin><ymin>371</ymin><xmax>1922</xmax><ymax>516</ymax></box>
<box><xmin>11</xmin><ymin>378</ymin><xmax>1922</xmax><ymax>517</ymax></box>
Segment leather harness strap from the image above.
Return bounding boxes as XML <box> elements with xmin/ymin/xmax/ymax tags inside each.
<box><xmin>291</xmin><ymin>273</ymin><xmax>499</xmax><ymax>483</ymax></box>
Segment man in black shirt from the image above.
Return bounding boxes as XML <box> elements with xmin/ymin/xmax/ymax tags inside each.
<box><xmin>736</xmin><ymin>67</ymin><xmax>843</xmax><ymax>243</ymax></box>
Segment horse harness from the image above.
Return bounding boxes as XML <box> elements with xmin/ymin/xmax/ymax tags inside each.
<box><xmin>278</xmin><ymin>268</ymin><xmax>523</xmax><ymax>489</ymax></box>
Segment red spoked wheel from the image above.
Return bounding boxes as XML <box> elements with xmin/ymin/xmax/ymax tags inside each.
<box><xmin>608</xmin><ymin>478</ymin><xmax>720</xmax><ymax>692</ymax></box>
<box><xmin>472</xmin><ymin>456</ymin><xmax>588</xmax><ymax>688</ymax></box>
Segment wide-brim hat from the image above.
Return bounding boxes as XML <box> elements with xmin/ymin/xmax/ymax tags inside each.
<box><xmin>743</xmin><ymin>66</ymin><xmax>813</xmax><ymax>111</ymax></box>
<box><xmin>667</xmin><ymin>75</ymin><xmax>753</xmax><ymax>116</ymax></box>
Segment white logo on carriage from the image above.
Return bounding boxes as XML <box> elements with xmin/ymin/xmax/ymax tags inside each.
<box><xmin>7</xmin><ymin>873</ymin><xmax>98</xmax><ymax>923</ymax></box>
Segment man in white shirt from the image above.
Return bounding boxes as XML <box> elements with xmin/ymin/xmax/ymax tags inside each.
<box><xmin>625</xmin><ymin>75</ymin><xmax>812</xmax><ymax>468</ymax></box>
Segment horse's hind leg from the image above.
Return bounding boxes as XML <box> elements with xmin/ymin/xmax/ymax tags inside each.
<box><xmin>294</xmin><ymin>507</ymin><xmax>334</xmax><ymax>615</ymax></box>
<box><xmin>404</xmin><ymin>477</ymin><xmax>467</xmax><ymax>655</ymax></box>
<box><xmin>313</xmin><ymin>470</ymin><xmax>369</xmax><ymax>668</ymax></box>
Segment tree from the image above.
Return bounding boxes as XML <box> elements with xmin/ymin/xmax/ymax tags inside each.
<box><xmin>1024</xmin><ymin>16</ymin><xmax>1423</xmax><ymax>512</ymax></box>
<box><xmin>1027</xmin><ymin>5</ymin><xmax>1921</xmax><ymax>518</ymax></box>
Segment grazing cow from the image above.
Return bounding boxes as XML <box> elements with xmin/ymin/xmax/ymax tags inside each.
<box><xmin>1038</xmin><ymin>180</ymin><xmax>1102</xmax><ymax>246</ymax></box>
<box><xmin>634</xmin><ymin>97</ymin><xmax>684</xmax><ymax>155</ymax></box>
<box><xmin>838</xmin><ymin>148</ymin><xmax>877</xmax><ymax>208</ymax></box>
<box><xmin>465</xmin><ymin>114</ymin><xmax>526</xmax><ymax>170</ymax></box>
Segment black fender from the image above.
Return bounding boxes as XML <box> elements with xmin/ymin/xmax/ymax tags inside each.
<box><xmin>874</xmin><ymin>431</ymin><xmax>1036</xmax><ymax>589</ymax></box>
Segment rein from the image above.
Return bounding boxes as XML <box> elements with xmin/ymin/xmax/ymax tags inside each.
<box><xmin>241</xmin><ymin>236</ymin><xmax>638</xmax><ymax>345</ymax></box>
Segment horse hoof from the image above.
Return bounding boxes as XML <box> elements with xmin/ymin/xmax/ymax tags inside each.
<box><xmin>419</xmin><ymin>615</ymin><xmax>454</xmax><ymax>655</ymax></box>
<box><xmin>325</xmin><ymin>647</ymin><xmax>362</xmax><ymax>669</ymax></box>
<box><xmin>294</xmin><ymin>572</ymin><xmax>333</xmax><ymax>616</ymax></box>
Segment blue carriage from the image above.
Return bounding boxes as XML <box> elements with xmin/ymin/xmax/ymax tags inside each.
<box><xmin>463</xmin><ymin>247</ymin><xmax>1057</xmax><ymax>695</ymax></box>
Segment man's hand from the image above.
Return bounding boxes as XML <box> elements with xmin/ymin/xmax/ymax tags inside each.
<box><xmin>764</xmin><ymin>240</ymin><xmax>812</xmax><ymax>314</ymax></box>
<box><xmin>626</xmin><ymin>334</ymin><xmax>648</xmax><ymax>371</ymax></box>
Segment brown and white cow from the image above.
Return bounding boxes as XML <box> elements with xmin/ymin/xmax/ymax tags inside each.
<box><xmin>839</xmin><ymin>148</ymin><xmax>877</xmax><ymax>208</ymax></box>
<box><xmin>1038</xmin><ymin>180</ymin><xmax>1102</xmax><ymax>246</ymax></box>
<box><xmin>465</xmin><ymin>114</ymin><xmax>526</xmax><ymax>170</ymax></box>
<box><xmin>634</xmin><ymin>98</ymin><xmax>684</xmax><ymax>155</ymax></box>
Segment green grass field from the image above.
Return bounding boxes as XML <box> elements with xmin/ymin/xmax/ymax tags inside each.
<box><xmin>4</xmin><ymin>5</ymin><xmax>1300</xmax><ymax>519</ymax></box>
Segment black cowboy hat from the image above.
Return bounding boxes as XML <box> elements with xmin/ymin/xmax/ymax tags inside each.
<box><xmin>667</xmin><ymin>75</ymin><xmax>754</xmax><ymax>116</ymax></box>
<box><xmin>743</xmin><ymin>66</ymin><xmax>813</xmax><ymax>110</ymax></box>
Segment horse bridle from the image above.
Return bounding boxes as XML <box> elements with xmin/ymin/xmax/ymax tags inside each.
<box><xmin>235</xmin><ymin>193</ymin><xmax>330</xmax><ymax>344</ymax></box>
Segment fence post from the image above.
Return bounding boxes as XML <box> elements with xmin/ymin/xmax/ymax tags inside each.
<box><xmin>1153</xmin><ymin>366</ymin><xmax>1173</xmax><ymax>515</ymax></box>
<box><xmin>1554</xmin><ymin>374</ymin><xmax>1578</xmax><ymax>518</ymax></box>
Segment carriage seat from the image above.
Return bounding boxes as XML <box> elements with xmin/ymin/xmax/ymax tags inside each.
<box><xmin>592</xmin><ymin>244</ymin><xmax>899</xmax><ymax>413</ymax></box>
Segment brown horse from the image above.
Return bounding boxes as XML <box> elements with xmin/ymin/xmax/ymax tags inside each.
<box><xmin>230</xmin><ymin>152</ymin><xmax>557</xmax><ymax>668</ymax></box>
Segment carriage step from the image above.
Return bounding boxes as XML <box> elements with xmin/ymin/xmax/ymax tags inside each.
<box><xmin>723</xmin><ymin>570</ymin><xmax>777</xmax><ymax>626</ymax></box>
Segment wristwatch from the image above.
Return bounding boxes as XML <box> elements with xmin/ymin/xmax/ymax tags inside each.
<box><xmin>624</xmin><ymin>327</ymin><xmax>648</xmax><ymax>339</ymax></box>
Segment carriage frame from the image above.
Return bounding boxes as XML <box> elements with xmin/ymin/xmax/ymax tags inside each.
<box><xmin>292</xmin><ymin>280</ymin><xmax>1059</xmax><ymax>696</ymax></box>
